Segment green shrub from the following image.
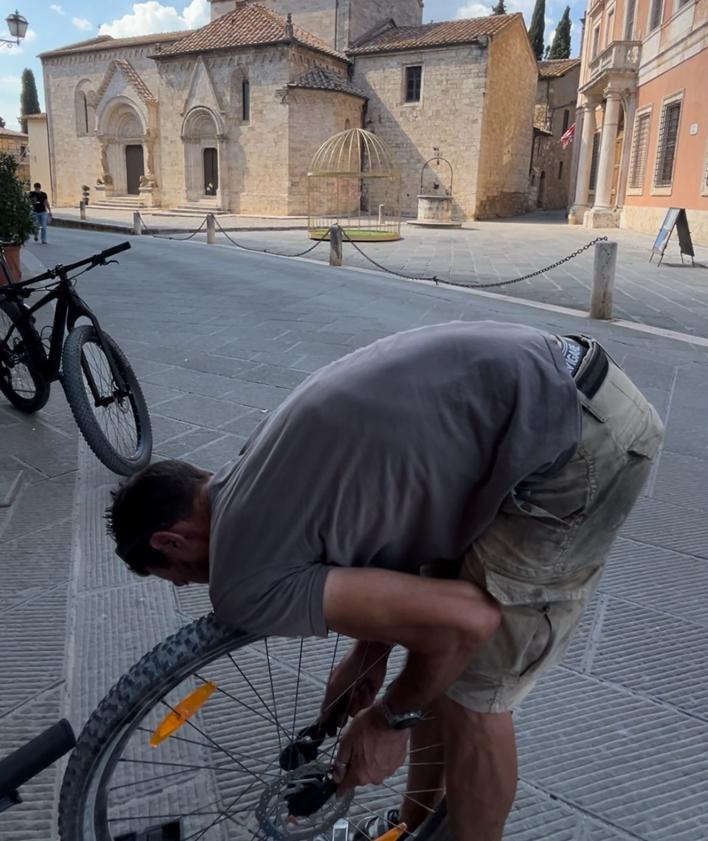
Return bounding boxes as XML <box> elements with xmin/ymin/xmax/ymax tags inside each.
<box><xmin>0</xmin><ymin>152</ymin><xmax>35</xmax><ymax>245</ymax></box>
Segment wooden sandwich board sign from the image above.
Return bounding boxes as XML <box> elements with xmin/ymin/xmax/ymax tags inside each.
<box><xmin>650</xmin><ymin>207</ymin><xmax>695</xmax><ymax>266</ymax></box>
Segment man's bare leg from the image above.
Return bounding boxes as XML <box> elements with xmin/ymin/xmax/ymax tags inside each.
<box><xmin>399</xmin><ymin>705</ymin><xmax>446</xmax><ymax>830</ymax></box>
<box><xmin>438</xmin><ymin>696</ymin><xmax>517</xmax><ymax>841</ymax></box>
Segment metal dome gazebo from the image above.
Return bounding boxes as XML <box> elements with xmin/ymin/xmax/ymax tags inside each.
<box><xmin>307</xmin><ymin>128</ymin><xmax>401</xmax><ymax>242</ymax></box>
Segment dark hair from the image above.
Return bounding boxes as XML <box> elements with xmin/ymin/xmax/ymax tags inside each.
<box><xmin>33</xmin><ymin>182</ymin><xmax>41</xmax><ymax>189</ymax></box>
<box><xmin>106</xmin><ymin>460</ymin><xmax>210</xmax><ymax>576</ymax></box>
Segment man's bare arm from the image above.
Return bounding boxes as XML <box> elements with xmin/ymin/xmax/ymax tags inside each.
<box><xmin>323</xmin><ymin>567</ymin><xmax>500</xmax><ymax>713</ymax></box>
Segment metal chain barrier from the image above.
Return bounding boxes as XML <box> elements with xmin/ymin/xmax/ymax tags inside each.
<box><xmin>339</xmin><ymin>228</ymin><xmax>609</xmax><ymax>290</ymax></box>
<box><xmin>139</xmin><ymin>213</ymin><xmax>208</xmax><ymax>242</ymax></box>
<box><xmin>213</xmin><ymin>217</ymin><xmax>327</xmax><ymax>258</ymax></box>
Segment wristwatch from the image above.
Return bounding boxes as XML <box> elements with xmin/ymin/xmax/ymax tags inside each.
<box><xmin>380</xmin><ymin>699</ymin><xmax>424</xmax><ymax>730</ymax></box>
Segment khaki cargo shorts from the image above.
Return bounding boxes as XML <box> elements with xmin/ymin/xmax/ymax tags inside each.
<box><xmin>446</xmin><ymin>342</ymin><xmax>664</xmax><ymax>713</ymax></box>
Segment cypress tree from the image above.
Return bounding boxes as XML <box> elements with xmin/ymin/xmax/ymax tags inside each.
<box><xmin>20</xmin><ymin>68</ymin><xmax>41</xmax><ymax>133</ymax></box>
<box><xmin>528</xmin><ymin>0</ymin><xmax>546</xmax><ymax>61</ymax></box>
<box><xmin>548</xmin><ymin>6</ymin><xmax>572</xmax><ymax>59</ymax></box>
<box><xmin>491</xmin><ymin>0</ymin><xmax>507</xmax><ymax>13</ymax></box>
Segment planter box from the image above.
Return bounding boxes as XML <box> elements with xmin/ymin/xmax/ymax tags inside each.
<box><xmin>0</xmin><ymin>243</ymin><xmax>22</xmax><ymax>285</ymax></box>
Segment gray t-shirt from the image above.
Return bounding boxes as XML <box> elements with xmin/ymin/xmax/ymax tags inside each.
<box><xmin>209</xmin><ymin>321</ymin><xmax>581</xmax><ymax>637</ymax></box>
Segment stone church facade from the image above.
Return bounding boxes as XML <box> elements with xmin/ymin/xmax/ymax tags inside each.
<box><xmin>40</xmin><ymin>1</ymin><xmax>538</xmax><ymax>220</ymax></box>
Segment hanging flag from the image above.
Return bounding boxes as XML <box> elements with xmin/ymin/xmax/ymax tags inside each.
<box><xmin>560</xmin><ymin>123</ymin><xmax>576</xmax><ymax>150</ymax></box>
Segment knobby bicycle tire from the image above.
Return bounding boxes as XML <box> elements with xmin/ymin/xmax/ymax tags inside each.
<box><xmin>61</xmin><ymin>324</ymin><xmax>152</xmax><ymax>475</ymax></box>
<box><xmin>0</xmin><ymin>299</ymin><xmax>50</xmax><ymax>413</ymax></box>
<box><xmin>58</xmin><ymin>614</ymin><xmax>451</xmax><ymax>841</ymax></box>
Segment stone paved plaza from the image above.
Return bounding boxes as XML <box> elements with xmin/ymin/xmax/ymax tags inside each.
<box><xmin>54</xmin><ymin>207</ymin><xmax>708</xmax><ymax>337</ymax></box>
<box><xmin>1</xmin><ymin>226</ymin><xmax>707</xmax><ymax>840</ymax></box>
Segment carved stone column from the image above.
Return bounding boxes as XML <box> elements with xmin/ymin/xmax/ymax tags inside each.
<box><xmin>585</xmin><ymin>89</ymin><xmax>622</xmax><ymax>228</ymax></box>
<box><xmin>568</xmin><ymin>100</ymin><xmax>597</xmax><ymax>225</ymax></box>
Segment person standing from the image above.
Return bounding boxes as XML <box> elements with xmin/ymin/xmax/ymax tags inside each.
<box><xmin>28</xmin><ymin>182</ymin><xmax>51</xmax><ymax>244</ymax></box>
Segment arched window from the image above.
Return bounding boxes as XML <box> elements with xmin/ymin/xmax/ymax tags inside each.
<box><xmin>242</xmin><ymin>78</ymin><xmax>250</xmax><ymax>122</ymax></box>
<box><xmin>75</xmin><ymin>82</ymin><xmax>96</xmax><ymax>136</ymax></box>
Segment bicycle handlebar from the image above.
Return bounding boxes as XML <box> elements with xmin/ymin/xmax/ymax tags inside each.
<box><xmin>0</xmin><ymin>241</ymin><xmax>131</xmax><ymax>292</ymax></box>
<box><xmin>0</xmin><ymin>719</ymin><xmax>76</xmax><ymax>799</ymax></box>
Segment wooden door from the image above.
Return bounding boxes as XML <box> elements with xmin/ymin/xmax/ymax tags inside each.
<box><xmin>203</xmin><ymin>148</ymin><xmax>218</xmax><ymax>195</ymax></box>
<box><xmin>125</xmin><ymin>145</ymin><xmax>144</xmax><ymax>195</ymax></box>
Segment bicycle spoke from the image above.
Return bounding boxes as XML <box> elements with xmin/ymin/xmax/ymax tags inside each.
<box><xmin>157</xmin><ymin>698</ymin><xmax>270</xmax><ymax>784</ymax></box>
<box><xmin>264</xmin><ymin>638</ymin><xmax>284</xmax><ymax>755</ymax></box>
<box><xmin>291</xmin><ymin>639</ymin><xmax>304</xmax><ymax>738</ymax></box>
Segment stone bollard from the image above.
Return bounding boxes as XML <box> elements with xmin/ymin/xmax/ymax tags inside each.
<box><xmin>590</xmin><ymin>240</ymin><xmax>617</xmax><ymax>320</ymax></box>
<box><xmin>79</xmin><ymin>200</ymin><xmax>86</xmax><ymax>221</ymax></box>
<box><xmin>329</xmin><ymin>224</ymin><xmax>343</xmax><ymax>267</ymax></box>
<box><xmin>206</xmin><ymin>213</ymin><xmax>216</xmax><ymax>244</ymax></box>
<box><xmin>378</xmin><ymin>204</ymin><xmax>385</xmax><ymax>225</ymax></box>
<box><xmin>133</xmin><ymin>211</ymin><xmax>142</xmax><ymax>236</ymax></box>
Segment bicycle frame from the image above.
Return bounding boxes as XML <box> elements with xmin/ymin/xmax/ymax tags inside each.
<box><xmin>1</xmin><ymin>258</ymin><xmax>130</xmax><ymax>400</ymax></box>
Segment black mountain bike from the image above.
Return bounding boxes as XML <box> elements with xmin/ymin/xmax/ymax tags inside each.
<box><xmin>0</xmin><ymin>241</ymin><xmax>152</xmax><ymax>475</ymax></box>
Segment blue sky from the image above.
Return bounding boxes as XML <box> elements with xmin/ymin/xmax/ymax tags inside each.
<box><xmin>1</xmin><ymin>0</ymin><xmax>586</xmax><ymax>131</ymax></box>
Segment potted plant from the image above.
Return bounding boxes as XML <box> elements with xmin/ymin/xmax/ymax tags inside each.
<box><xmin>81</xmin><ymin>184</ymin><xmax>90</xmax><ymax>206</ymax></box>
<box><xmin>0</xmin><ymin>152</ymin><xmax>35</xmax><ymax>284</ymax></box>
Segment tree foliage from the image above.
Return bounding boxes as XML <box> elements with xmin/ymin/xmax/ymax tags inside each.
<box><xmin>548</xmin><ymin>6</ymin><xmax>572</xmax><ymax>59</ymax></box>
<box><xmin>0</xmin><ymin>153</ymin><xmax>35</xmax><ymax>245</ymax></box>
<box><xmin>20</xmin><ymin>68</ymin><xmax>41</xmax><ymax>134</ymax></box>
<box><xmin>491</xmin><ymin>0</ymin><xmax>507</xmax><ymax>13</ymax></box>
<box><xmin>528</xmin><ymin>0</ymin><xmax>546</xmax><ymax>61</ymax></box>
<box><xmin>0</xmin><ymin>116</ymin><xmax>6</xmax><ymax>128</ymax></box>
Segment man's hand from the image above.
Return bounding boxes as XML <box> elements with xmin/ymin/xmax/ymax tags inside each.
<box><xmin>321</xmin><ymin>642</ymin><xmax>391</xmax><ymax>735</ymax></box>
<box><xmin>333</xmin><ymin>703</ymin><xmax>409</xmax><ymax>795</ymax></box>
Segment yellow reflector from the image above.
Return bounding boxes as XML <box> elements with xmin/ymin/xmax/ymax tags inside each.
<box><xmin>373</xmin><ymin>824</ymin><xmax>407</xmax><ymax>841</ymax></box>
<box><xmin>150</xmin><ymin>681</ymin><xmax>218</xmax><ymax>747</ymax></box>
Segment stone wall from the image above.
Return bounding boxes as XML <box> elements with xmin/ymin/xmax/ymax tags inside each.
<box><xmin>475</xmin><ymin>21</ymin><xmax>537</xmax><ymax>219</ymax></box>
<box><xmin>42</xmin><ymin>44</ymin><xmax>164</xmax><ymax>207</ymax></box>
<box><xmin>209</xmin><ymin>0</ymin><xmax>423</xmax><ymax>50</ymax></box>
<box><xmin>344</xmin><ymin>0</ymin><xmax>423</xmax><ymax>47</ymax></box>
<box><xmin>353</xmin><ymin>44</ymin><xmax>488</xmax><ymax>219</ymax></box>
<box><xmin>287</xmin><ymin>88</ymin><xmax>364</xmax><ymax>215</ymax></box>
<box><xmin>529</xmin><ymin>66</ymin><xmax>580</xmax><ymax>211</ymax></box>
<box><xmin>157</xmin><ymin>45</ymin><xmax>348</xmax><ymax>214</ymax></box>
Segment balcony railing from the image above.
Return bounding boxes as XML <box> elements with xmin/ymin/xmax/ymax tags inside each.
<box><xmin>588</xmin><ymin>40</ymin><xmax>642</xmax><ymax>84</ymax></box>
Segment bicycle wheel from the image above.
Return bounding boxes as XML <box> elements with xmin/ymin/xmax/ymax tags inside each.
<box><xmin>0</xmin><ymin>299</ymin><xmax>50</xmax><ymax>413</ymax></box>
<box><xmin>61</xmin><ymin>324</ymin><xmax>152</xmax><ymax>475</ymax></box>
<box><xmin>59</xmin><ymin>614</ymin><xmax>450</xmax><ymax>841</ymax></box>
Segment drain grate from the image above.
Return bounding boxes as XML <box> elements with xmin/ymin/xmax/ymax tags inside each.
<box><xmin>115</xmin><ymin>820</ymin><xmax>181</xmax><ymax>841</ymax></box>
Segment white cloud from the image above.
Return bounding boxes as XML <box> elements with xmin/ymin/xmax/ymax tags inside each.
<box><xmin>72</xmin><ymin>17</ymin><xmax>94</xmax><ymax>31</ymax></box>
<box><xmin>98</xmin><ymin>0</ymin><xmax>209</xmax><ymax>37</ymax></box>
<box><xmin>50</xmin><ymin>4</ymin><xmax>66</xmax><ymax>14</ymax></box>
<box><xmin>456</xmin><ymin>3</ymin><xmax>492</xmax><ymax>17</ymax></box>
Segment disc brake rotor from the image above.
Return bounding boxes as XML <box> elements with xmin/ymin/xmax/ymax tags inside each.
<box><xmin>256</xmin><ymin>761</ymin><xmax>353</xmax><ymax>841</ymax></box>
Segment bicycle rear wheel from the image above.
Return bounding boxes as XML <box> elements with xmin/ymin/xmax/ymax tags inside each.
<box><xmin>61</xmin><ymin>324</ymin><xmax>152</xmax><ymax>475</ymax></box>
<box><xmin>59</xmin><ymin>615</ymin><xmax>450</xmax><ymax>841</ymax></box>
<box><xmin>0</xmin><ymin>299</ymin><xmax>50</xmax><ymax>413</ymax></box>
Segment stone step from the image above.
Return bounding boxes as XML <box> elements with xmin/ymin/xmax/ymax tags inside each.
<box><xmin>92</xmin><ymin>199</ymin><xmax>145</xmax><ymax>209</ymax></box>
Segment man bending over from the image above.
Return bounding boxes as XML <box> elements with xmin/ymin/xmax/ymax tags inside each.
<box><xmin>107</xmin><ymin>321</ymin><xmax>663</xmax><ymax>841</ymax></box>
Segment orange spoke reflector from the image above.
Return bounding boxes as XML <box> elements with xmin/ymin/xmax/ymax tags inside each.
<box><xmin>373</xmin><ymin>823</ymin><xmax>407</xmax><ymax>841</ymax></box>
<box><xmin>150</xmin><ymin>682</ymin><xmax>218</xmax><ymax>747</ymax></box>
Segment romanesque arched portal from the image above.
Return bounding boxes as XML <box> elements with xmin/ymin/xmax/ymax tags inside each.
<box><xmin>182</xmin><ymin>107</ymin><xmax>222</xmax><ymax>203</ymax></box>
<box><xmin>97</xmin><ymin>99</ymin><xmax>147</xmax><ymax>196</ymax></box>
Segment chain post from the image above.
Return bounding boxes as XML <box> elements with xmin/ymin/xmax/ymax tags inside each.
<box><xmin>133</xmin><ymin>212</ymin><xmax>142</xmax><ymax>236</ymax></box>
<box><xmin>329</xmin><ymin>224</ymin><xmax>343</xmax><ymax>267</ymax></box>
<box><xmin>590</xmin><ymin>240</ymin><xmax>617</xmax><ymax>320</ymax></box>
<box><xmin>79</xmin><ymin>200</ymin><xmax>86</xmax><ymax>221</ymax></box>
<box><xmin>206</xmin><ymin>213</ymin><xmax>216</xmax><ymax>244</ymax></box>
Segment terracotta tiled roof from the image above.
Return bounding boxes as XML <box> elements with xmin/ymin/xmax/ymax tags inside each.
<box><xmin>348</xmin><ymin>13</ymin><xmax>521</xmax><ymax>55</ymax></box>
<box><xmin>39</xmin><ymin>31</ymin><xmax>189</xmax><ymax>58</ymax></box>
<box><xmin>288</xmin><ymin>67</ymin><xmax>366</xmax><ymax>99</ymax></box>
<box><xmin>0</xmin><ymin>127</ymin><xmax>28</xmax><ymax>138</ymax></box>
<box><xmin>155</xmin><ymin>3</ymin><xmax>346</xmax><ymax>60</ymax></box>
<box><xmin>538</xmin><ymin>58</ymin><xmax>581</xmax><ymax>78</ymax></box>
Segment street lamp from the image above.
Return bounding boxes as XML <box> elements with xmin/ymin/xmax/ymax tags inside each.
<box><xmin>2</xmin><ymin>10</ymin><xmax>28</xmax><ymax>46</ymax></box>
